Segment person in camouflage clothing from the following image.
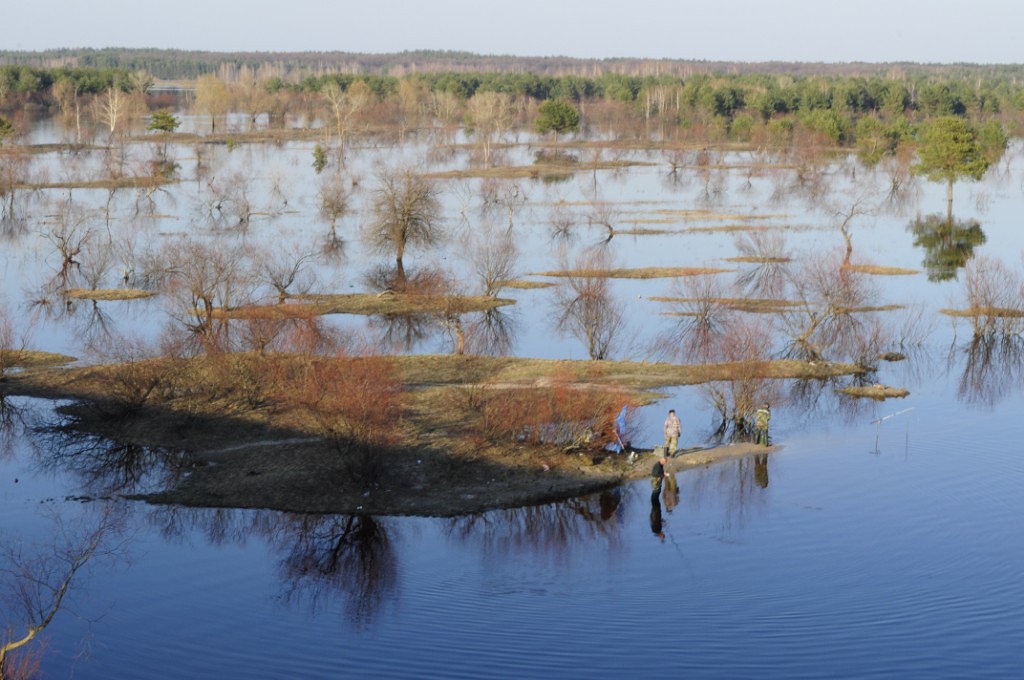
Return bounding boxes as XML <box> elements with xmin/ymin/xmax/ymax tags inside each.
<box><xmin>755</xmin><ymin>402</ymin><xmax>771</xmax><ymax>446</ymax></box>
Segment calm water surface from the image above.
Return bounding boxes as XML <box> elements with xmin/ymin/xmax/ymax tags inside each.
<box><xmin>2</xmin><ymin>121</ymin><xmax>1024</xmax><ymax>678</ymax></box>
<box><xmin>3</xmin><ymin>369</ymin><xmax>1024</xmax><ymax>678</ymax></box>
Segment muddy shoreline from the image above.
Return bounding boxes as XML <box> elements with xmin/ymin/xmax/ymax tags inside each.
<box><xmin>4</xmin><ymin>354</ymin><xmax>810</xmax><ymax>517</ymax></box>
<box><xmin>133</xmin><ymin>438</ymin><xmax>777</xmax><ymax>517</ymax></box>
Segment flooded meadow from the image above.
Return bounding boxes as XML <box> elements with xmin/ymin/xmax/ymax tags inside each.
<box><xmin>3</xmin><ymin>113</ymin><xmax>1024</xmax><ymax>677</ymax></box>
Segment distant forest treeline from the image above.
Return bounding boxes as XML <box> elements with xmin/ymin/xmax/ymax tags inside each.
<box><xmin>2</xmin><ymin>47</ymin><xmax>1024</xmax><ymax>81</ymax></box>
<box><xmin>1</xmin><ymin>48</ymin><xmax>1023</xmax><ymax>149</ymax></box>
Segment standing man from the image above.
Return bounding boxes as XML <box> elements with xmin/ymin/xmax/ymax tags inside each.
<box><xmin>651</xmin><ymin>455</ymin><xmax>669</xmax><ymax>495</ymax></box>
<box><xmin>664</xmin><ymin>409</ymin><xmax>682</xmax><ymax>456</ymax></box>
<box><xmin>755</xmin><ymin>402</ymin><xmax>771</xmax><ymax>446</ymax></box>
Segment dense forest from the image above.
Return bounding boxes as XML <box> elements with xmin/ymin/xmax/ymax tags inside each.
<box><xmin>0</xmin><ymin>48</ymin><xmax>1020</xmax><ymax>159</ymax></box>
<box><xmin>3</xmin><ymin>47</ymin><xmax>1024</xmax><ymax>80</ymax></box>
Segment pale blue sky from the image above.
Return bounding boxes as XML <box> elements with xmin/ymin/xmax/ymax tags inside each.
<box><xmin>8</xmin><ymin>0</ymin><xmax>1022</xmax><ymax>64</ymax></box>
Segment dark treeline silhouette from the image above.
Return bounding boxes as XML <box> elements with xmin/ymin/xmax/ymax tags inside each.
<box><xmin>3</xmin><ymin>48</ymin><xmax>1024</xmax><ymax>81</ymax></box>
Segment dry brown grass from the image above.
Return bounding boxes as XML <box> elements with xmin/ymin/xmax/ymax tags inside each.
<box><xmin>498</xmin><ymin>279</ymin><xmax>555</xmax><ymax>290</ymax></box>
<box><xmin>837</xmin><ymin>304</ymin><xmax>906</xmax><ymax>313</ymax></box>
<box><xmin>388</xmin><ymin>354</ymin><xmax>865</xmax><ymax>391</ymax></box>
<box><xmin>651</xmin><ymin>296</ymin><xmax>802</xmax><ymax>314</ymax></box>
<box><xmin>426</xmin><ymin>158</ymin><xmax>653</xmax><ymax>180</ymax></box>
<box><xmin>837</xmin><ymin>384</ymin><xmax>910</xmax><ymax>400</ymax></box>
<box><xmin>1</xmin><ymin>352</ymin><xmax>865</xmax><ymax>515</ymax></box>
<box><xmin>689</xmin><ymin>224</ymin><xmax>783</xmax><ymax>233</ymax></box>
<box><xmin>940</xmin><ymin>307</ymin><xmax>1024</xmax><ymax>319</ymax></box>
<box><xmin>530</xmin><ymin>266</ymin><xmax>734</xmax><ymax>279</ymax></box>
<box><xmin>220</xmin><ymin>293</ymin><xmax>515</xmax><ymax>319</ymax></box>
<box><xmin>723</xmin><ymin>256</ymin><xmax>792</xmax><ymax>264</ymax></box>
<box><xmin>24</xmin><ymin>176</ymin><xmax>176</xmax><ymax>190</ymax></box>
<box><xmin>645</xmin><ymin>209</ymin><xmax>786</xmax><ymax>221</ymax></box>
<box><xmin>65</xmin><ymin>288</ymin><xmax>157</xmax><ymax>301</ymax></box>
<box><xmin>842</xmin><ymin>264</ymin><xmax>920</xmax><ymax>276</ymax></box>
<box><xmin>2</xmin><ymin>349</ymin><xmax>76</xmax><ymax>369</ymax></box>
<box><xmin>612</xmin><ymin>226</ymin><xmax>677</xmax><ymax>235</ymax></box>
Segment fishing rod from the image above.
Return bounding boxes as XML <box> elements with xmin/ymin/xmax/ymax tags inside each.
<box><xmin>870</xmin><ymin>407</ymin><xmax>914</xmax><ymax>425</ymax></box>
<box><xmin>870</xmin><ymin>407</ymin><xmax>914</xmax><ymax>456</ymax></box>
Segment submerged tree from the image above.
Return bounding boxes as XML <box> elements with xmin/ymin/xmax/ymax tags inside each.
<box><xmin>953</xmin><ymin>255</ymin><xmax>1024</xmax><ymax>339</ymax></box>
<box><xmin>778</xmin><ymin>250</ymin><xmax>886</xmax><ymax>366</ymax></box>
<box><xmin>535</xmin><ymin>99</ymin><xmax>580</xmax><ymax>144</ymax></box>
<box><xmin>912</xmin><ymin>116</ymin><xmax>992</xmax><ymax>221</ymax></box>
<box><xmin>365</xmin><ymin>167</ymin><xmax>444</xmax><ymax>286</ymax></box>
<box><xmin>194</xmin><ymin>74</ymin><xmax>230</xmax><ymax>134</ymax></box>
<box><xmin>0</xmin><ymin>115</ymin><xmax>12</xmax><ymax>145</ymax></box>
<box><xmin>146</xmin><ymin>109</ymin><xmax>180</xmax><ymax>172</ymax></box>
<box><xmin>317</xmin><ymin>172</ymin><xmax>352</xmax><ymax>254</ymax></box>
<box><xmin>553</xmin><ymin>249</ymin><xmax>626</xmax><ymax>360</ymax></box>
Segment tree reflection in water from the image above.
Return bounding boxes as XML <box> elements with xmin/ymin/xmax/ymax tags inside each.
<box><xmin>31</xmin><ymin>425</ymin><xmax>193</xmax><ymax>496</ymax></box>
<box><xmin>369</xmin><ymin>311</ymin><xmax>438</xmax><ymax>353</ymax></box>
<box><xmin>908</xmin><ymin>214</ymin><xmax>986</xmax><ymax>282</ymax></box>
<box><xmin>952</xmin><ymin>335</ymin><xmax>1024</xmax><ymax>406</ymax></box>
<box><xmin>786</xmin><ymin>376</ymin><xmax>877</xmax><ymax>428</ymax></box>
<box><xmin>0</xmin><ymin>396</ymin><xmax>34</xmax><ymax>462</ymax></box>
<box><xmin>143</xmin><ymin>508</ymin><xmax>400</xmax><ymax>625</ymax></box>
<box><xmin>0</xmin><ymin>503</ymin><xmax>127</xmax><ymax>675</ymax></box>
<box><xmin>464</xmin><ymin>307</ymin><xmax>517</xmax><ymax>356</ymax></box>
<box><xmin>445</xmin><ymin>493</ymin><xmax>626</xmax><ymax>557</ymax></box>
<box><xmin>268</xmin><ymin>514</ymin><xmax>397</xmax><ymax>626</ymax></box>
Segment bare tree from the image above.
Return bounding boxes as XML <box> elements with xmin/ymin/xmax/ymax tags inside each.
<box><xmin>1</xmin><ymin>506</ymin><xmax>126</xmax><ymax>675</ymax></box>
<box><xmin>201</xmin><ymin>171</ymin><xmax>255</xmax><ymax>229</ymax></box>
<box><xmin>318</xmin><ymin>172</ymin><xmax>353</xmax><ymax>253</ymax></box>
<box><xmin>0</xmin><ymin>132</ymin><xmax>30</xmax><ymax>222</ymax></box>
<box><xmin>42</xmin><ymin>202</ymin><xmax>95</xmax><ymax>291</ymax></box>
<box><xmin>156</xmin><ymin>238</ymin><xmax>254</xmax><ymax>352</ymax></box>
<box><xmin>956</xmin><ymin>255</ymin><xmax>1024</xmax><ymax>339</ymax></box>
<box><xmin>465</xmin><ymin>91</ymin><xmax>514</xmax><ymax>166</ymax></box>
<box><xmin>0</xmin><ymin>304</ymin><xmax>32</xmax><ymax>379</ymax></box>
<box><xmin>259</xmin><ymin>245</ymin><xmax>317</xmax><ymax>304</ymax></box>
<box><xmin>194</xmin><ymin>74</ymin><xmax>230</xmax><ymax>134</ymax></box>
<box><xmin>92</xmin><ymin>86</ymin><xmax>131</xmax><ymax>140</ymax></box>
<box><xmin>553</xmin><ymin>249</ymin><xmax>626</xmax><ymax>360</ymax></box>
<box><xmin>365</xmin><ymin>167</ymin><xmax>444</xmax><ymax>285</ymax></box>
<box><xmin>658</xmin><ymin>272</ymin><xmax>733</xmax><ymax>364</ymax></box>
<box><xmin>233</xmin><ymin>65</ymin><xmax>273</xmax><ymax>130</ymax></box>
<box><xmin>778</xmin><ymin>250</ymin><xmax>883</xmax><ymax>365</ymax></box>
<box><xmin>585</xmin><ymin>199</ymin><xmax>620</xmax><ymax>242</ymax></box>
<box><xmin>127</xmin><ymin>69</ymin><xmax>154</xmax><ymax>96</ymax></box>
<box><xmin>77</xmin><ymin>233</ymin><xmax>118</xmax><ymax>291</ymax></box>
<box><xmin>321</xmin><ymin>80</ymin><xmax>372</xmax><ymax>159</ymax></box>
<box><xmin>430</xmin><ymin>90</ymin><xmax>462</xmax><ymax>143</ymax></box>
<box><xmin>699</xmin><ymin>314</ymin><xmax>780</xmax><ymax>440</ymax></box>
<box><xmin>463</xmin><ymin>220</ymin><xmax>519</xmax><ymax>296</ymax></box>
<box><xmin>547</xmin><ymin>200</ymin><xmax>578</xmax><ymax>242</ymax></box>
<box><xmin>396</xmin><ymin>78</ymin><xmax>430</xmax><ymax>138</ymax></box>
<box><xmin>824</xmin><ymin>186</ymin><xmax>881</xmax><ymax>267</ymax></box>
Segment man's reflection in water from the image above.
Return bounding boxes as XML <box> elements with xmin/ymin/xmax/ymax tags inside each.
<box><xmin>754</xmin><ymin>454</ymin><xmax>769</xmax><ymax>489</ymax></box>
<box><xmin>663</xmin><ymin>472</ymin><xmax>679</xmax><ymax>513</ymax></box>
<box><xmin>599</xmin><ymin>489</ymin><xmax>622</xmax><ymax>521</ymax></box>
<box><xmin>649</xmin><ymin>491</ymin><xmax>665</xmax><ymax>542</ymax></box>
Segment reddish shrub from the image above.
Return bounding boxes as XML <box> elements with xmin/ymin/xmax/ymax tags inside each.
<box><xmin>475</xmin><ymin>375</ymin><xmax>636</xmax><ymax>451</ymax></box>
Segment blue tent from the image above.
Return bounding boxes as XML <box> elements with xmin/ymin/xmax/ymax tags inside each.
<box><xmin>611</xmin><ymin>404</ymin><xmax>628</xmax><ymax>453</ymax></box>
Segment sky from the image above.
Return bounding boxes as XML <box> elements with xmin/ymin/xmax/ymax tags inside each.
<box><xmin>7</xmin><ymin>0</ymin><xmax>1022</xmax><ymax>64</ymax></box>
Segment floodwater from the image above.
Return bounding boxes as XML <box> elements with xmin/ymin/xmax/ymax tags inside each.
<box><xmin>2</xmin><ymin>117</ymin><xmax>1024</xmax><ymax>677</ymax></box>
